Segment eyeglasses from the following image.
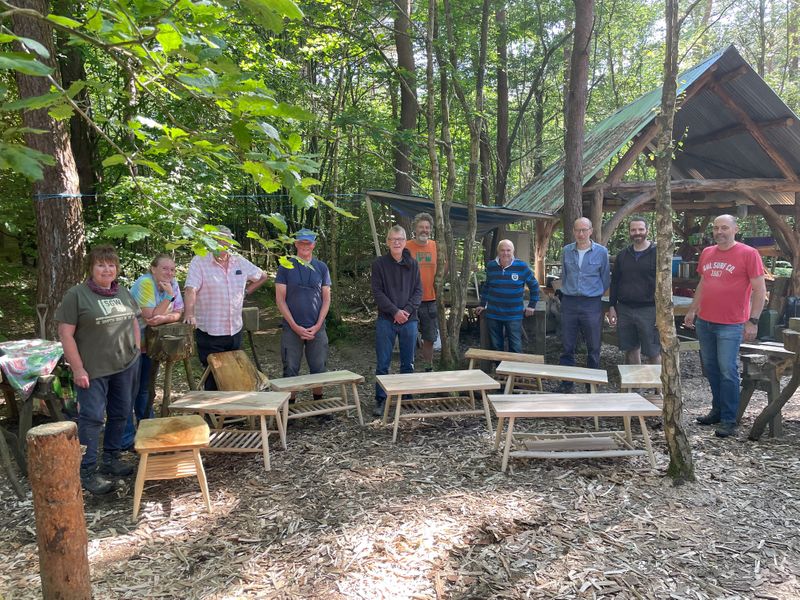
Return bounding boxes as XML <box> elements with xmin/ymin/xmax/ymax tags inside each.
<box><xmin>574</xmin><ymin>228</ymin><xmax>592</xmax><ymax>233</ymax></box>
<box><xmin>388</xmin><ymin>237</ymin><xmax>406</xmax><ymax>243</ymax></box>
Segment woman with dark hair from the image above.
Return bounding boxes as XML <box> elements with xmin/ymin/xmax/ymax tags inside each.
<box><xmin>56</xmin><ymin>245</ymin><xmax>141</xmax><ymax>495</ymax></box>
<box><xmin>120</xmin><ymin>253</ymin><xmax>183</xmax><ymax>449</ymax></box>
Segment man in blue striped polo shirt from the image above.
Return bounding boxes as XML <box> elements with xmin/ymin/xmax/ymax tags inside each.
<box><xmin>475</xmin><ymin>239</ymin><xmax>540</xmax><ymax>353</ymax></box>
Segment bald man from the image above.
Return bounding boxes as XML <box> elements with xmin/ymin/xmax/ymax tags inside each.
<box><xmin>557</xmin><ymin>218</ymin><xmax>610</xmax><ymax>392</ymax></box>
<box><xmin>684</xmin><ymin>214</ymin><xmax>766</xmax><ymax>438</ymax></box>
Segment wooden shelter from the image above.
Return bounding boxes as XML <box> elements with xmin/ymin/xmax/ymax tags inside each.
<box><xmin>507</xmin><ymin>45</ymin><xmax>800</xmax><ymax>286</ymax></box>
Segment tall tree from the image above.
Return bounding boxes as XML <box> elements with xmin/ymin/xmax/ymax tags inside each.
<box><xmin>562</xmin><ymin>0</ymin><xmax>593</xmax><ymax>243</ymax></box>
<box><xmin>11</xmin><ymin>0</ymin><xmax>84</xmax><ymax>338</ymax></box>
<box><xmin>654</xmin><ymin>0</ymin><xmax>695</xmax><ymax>483</ymax></box>
<box><xmin>394</xmin><ymin>0</ymin><xmax>416</xmax><ymax>195</ymax></box>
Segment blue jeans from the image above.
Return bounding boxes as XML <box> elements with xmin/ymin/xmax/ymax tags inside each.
<box><xmin>696</xmin><ymin>318</ymin><xmax>743</xmax><ymax>424</ymax></box>
<box><xmin>487</xmin><ymin>318</ymin><xmax>523</xmax><ymax>353</ymax></box>
<box><xmin>375</xmin><ymin>317</ymin><xmax>418</xmax><ymax>402</ymax></box>
<box><xmin>121</xmin><ymin>354</ymin><xmax>153</xmax><ymax>449</ymax></box>
<box><xmin>77</xmin><ymin>355</ymin><xmax>140</xmax><ymax>469</ymax></box>
<box><xmin>559</xmin><ymin>295</ymin><xmax>603</xmax><ymax>372</ymax></box>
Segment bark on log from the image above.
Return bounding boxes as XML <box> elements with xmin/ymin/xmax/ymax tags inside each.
<box><xmin>27</xmin><ymin>421</ymin><xmax>91</xmax><ymax>599</ymax></box>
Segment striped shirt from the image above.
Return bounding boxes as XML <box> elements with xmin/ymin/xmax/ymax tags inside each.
<box><xmin>480</xmin><ymin>258</ymin><xmax>540</xmax><ymax>321</ymax></box>
<box><xmin>184</xmin><ymin>254</ymin><xmax>264</xmax><ymax>336</ymax></box>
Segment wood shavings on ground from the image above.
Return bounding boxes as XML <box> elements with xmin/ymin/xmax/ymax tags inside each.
<box><xmin>1</xmin><ymin>320</ymin><xmax>799</xmax><ymax>599</ymax></box>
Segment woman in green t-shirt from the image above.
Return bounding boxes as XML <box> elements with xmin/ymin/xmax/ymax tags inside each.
<box><xmin>56</xmin><ymin>245</ymin><xmax>141</xmax><ymax>495</ymax></box>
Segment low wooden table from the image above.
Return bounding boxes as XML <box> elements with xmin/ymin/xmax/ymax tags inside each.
<box><xmin>490</xmin><ymin>393</ymin><xmax>661</xmax><ymax>471</ymax></box>
<box><xmin>269</xmin><ymin>370</ymin><xmax>365</xmax><ymax>425</ymax></box>
<box><xmin>465</xmin><ymin>348</ymin><xmax>545</xmax><ymax>391</ymax></box>
<box><xmin>617</xmin><ymin>364</ymin><xmax>663</xmax><ymax>408</ymax></box>
<box><xmin>170</xmin><ymin>390</ymin><xmax>290</xmax><ymax>470</ymax></box>
<box><xmin>376</xmin><ymin>370</ymin><xmax>501</xmax><ymax>442</ymax></box>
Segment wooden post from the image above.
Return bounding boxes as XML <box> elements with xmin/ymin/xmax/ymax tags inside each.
<box><xmin>364</xmin><ymin>193</ymin><xmax>382</xmax><ymax>257</ymax></box>
<box><xmin>591</xmin><ymin>188</ymin><xmax>603</xmax><ymax>242</ymax></box>
<box><xmin>26</xmin><ymin>421</ymin><xmax>91</xmax><ymax>599</ymax></box>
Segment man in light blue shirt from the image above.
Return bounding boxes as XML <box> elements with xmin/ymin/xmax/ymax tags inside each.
<box><xmin>558</xmin><ymin>217</ymin><xmax>610</xmax><ymax>392</ymax></box>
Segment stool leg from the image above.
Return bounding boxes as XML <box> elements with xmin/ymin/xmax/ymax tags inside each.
<box><xmin>259</xmin><ymin>415</ymin><xmax>271</xmax><ymax>471</ymax></box>
<box><xmin>352</xmin><ymin>383</ymin><xmax>364</xmax><ymax>426</ymax></box>
<box><xmin>132</xmin><ymin>453</ymin><xmax>149</xmax><ymax>520</ymax></box>
<box><xmin>193</xmin><ymin>449</ymin><xmax>212</xmax><ymax>514</ymax></box>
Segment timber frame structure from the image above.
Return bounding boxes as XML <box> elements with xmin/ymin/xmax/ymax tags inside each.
<box><xmin>507</xmin><ymin>46</ymin><xmax>800</xmax><ymax>287</ymax></box>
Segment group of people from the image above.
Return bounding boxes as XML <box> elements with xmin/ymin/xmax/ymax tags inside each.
<box><xmin>56</xmin><ymin>211</ymin><xmax>765</xmax><ymax>494</ymax></box>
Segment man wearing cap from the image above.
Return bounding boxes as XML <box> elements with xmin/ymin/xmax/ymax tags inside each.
<box><xmin>183</xmin><ymin>226</ymin><xmax>269</xmax><ymax>390</ymax></box>
<box><xmin>275</xmin><ymin>229</ymin><xmax>331</xmax><ymax>400</ymax></box>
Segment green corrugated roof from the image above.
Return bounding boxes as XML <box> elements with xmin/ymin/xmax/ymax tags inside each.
<box><xmin>506</xmin><ymin>49</ymin><xmax>727</xmax><ymax>215</ymax></box>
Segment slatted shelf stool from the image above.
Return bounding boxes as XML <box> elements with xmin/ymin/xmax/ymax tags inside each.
<box><xmin>133</xmin><ymin>415</ymin><xmax>212</xmax><ymax>520</ymax></box>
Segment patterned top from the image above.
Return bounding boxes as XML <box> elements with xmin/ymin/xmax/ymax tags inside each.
<box><xmin>130</xmin><ymin>273</ymin><xmax>184</xmax><ymax>327</ymax></box>
<box><xmin>185</xmin><ymin>253</ymin><xmax>264</xmax><ymax>336</ymax></box>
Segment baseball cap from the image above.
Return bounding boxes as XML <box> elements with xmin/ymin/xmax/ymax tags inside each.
<box><xmin>296</xmin><ymin>228</ymin><xmax>317</xmax><ymax>242</ymax></box>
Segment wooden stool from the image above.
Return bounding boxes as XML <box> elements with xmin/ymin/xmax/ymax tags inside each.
<box><xmin>133</xmin><ymin>415</ymin><xmax>212</xmax><ymax>520</ymax></box>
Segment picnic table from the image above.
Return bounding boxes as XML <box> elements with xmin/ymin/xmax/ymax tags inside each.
<box><xmin>170</xmin><ymin>390</ymin><xmax>290</xmax><ymax>471</ymax></box>
<box><xmin>489</xmin><ymin>393</ymin><xmax>660</xmax><ymax>471</ymax></box>
<box><xmin>375</xmin><ymin>370</ymin><xmax>501</xmax><ymax>442</ymax></box>
<box><xmin>268</xmin><ymin>370</ymin><xmax>365</xmax><ymax>425</ymax></box>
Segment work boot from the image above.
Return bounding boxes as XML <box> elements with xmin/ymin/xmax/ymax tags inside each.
<box><xmin>99</xmin><ymin>451</ymin><xmax>135</xmax><ymax>477</ymax></box>
<box><xmin>714</xmin><ymin>422</ymin><xmax>737</xmax><ymax>438</ymax></box>
<box><xmin>372</xmin><ymin>398</ymin><xmax>385</xmax><ymax>418</ymax></box>
<box><xmin>696</xmin><ymin>410</ymin><xmax>721</xmax><ymax>426</ymax></box>
<box><xmin>80</xmin><ymin>467</ymin><xmax>114</xmax><ymax>495</ymax></box>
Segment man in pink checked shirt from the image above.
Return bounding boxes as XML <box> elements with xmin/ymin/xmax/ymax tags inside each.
<box><xmin>183</xmin><ymin>226</ymin><xmax>268</xmax><ymax>389</ymax></box>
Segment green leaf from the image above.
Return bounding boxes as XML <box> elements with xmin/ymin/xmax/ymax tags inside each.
<box><xmin>266</xmin><ymin>0</ymin><xmax>304</xmax><ymax>19</ymax></box>
<box><xmin>102</xmin><ymin>224</ymin><xmax>152</xmax><ymax>242</ymax></box>
<box><xmin>290</xmin><ymin>186</ymin><xmax>316</xmax><ymax>209</ymax></box>
<box><xmin>286</xmin><ymin>132</ymin><xmax>302</xmax><ymax>152</ymax></box>
<box><xmin>1</xmin><ymin>92</ymin><xmax>61</xmax><ymax>111</ymax></box>
<box><xmin>102</xmin><ymin>154</ymin><xmax>127</xmax><ymax>167</ymax></box>
<box><xmin>0</xmin><ymin>34</ymin><xmax>18</xmax><ymax>43</ymax></box>
<box><xmin>156</xmin><ymin>23</ymin><xmax>183</xmax><ymax>53</ymax></box>
<box><xmin>45</xmin><ymin>15</ymin><xmax>82</xmax><ymax>29</ymax></box>
<box><xmin>278</xmin><ymin>255</ymin><xmax>295</xmax><ymax>269</ymax></box>
<box><xmin>232</xmin><ymin>120</ymin><xmax>252</xmax><ymax>150</ymax></box>
<box><xmin>48</xmin><ymin>103</ymin><xmax>74</xmax><ymax>120</ymax></box>
<box><xmin>256</xmin><ymin>121</ymin><xmax>280</xmax><ymax>140</ymax></box>
<box><xmin>84</xmin><ymin>9</ymin><xmax>103</xmax><ymax>33</ymax></box>
<box><xmin>65</xmin><ymin>81</ymin><xmax>86</xmax><ymax>98</ymax></box>
<box><xmin>134</xmin><ymin>159</ymin><xmax>166</xmax><ymax>176</ymax></box>
<box><xmin>263</xmin><ymin>212</ymin><xmax>287</xmax><ymax>233</ymax></box>
<box><xmin>243</xmin><ymin>160</ymin><xmax>280</xmax><ymax>193</ymax></box>
<box><xmin>18</xmin><ymin>37</ymin><xmax>50</xmax><ymax>59</ymax></box>
<box><xmin>0</xmin><ymin>52</ymin><xmax>53</xmax><ymax>76</ymax></box>
<box><xmin>0</xmin><ymin>142</ymin><xmax>54</xmax><ymax>180</ymax></box>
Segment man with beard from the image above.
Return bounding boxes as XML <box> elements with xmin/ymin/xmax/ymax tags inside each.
<box><xmin>406</xmin><ymin>212</ymin><xmax>440</xmax><ymax>371</ymax></box>
<box><xmin>607</xmin><ymin>217</ymin><xmax>661</xmax><ymax>365</ymax></box>
<box><xmin>684</xmin><ymin>214</ymin><xmax>766</xmax><ymax>438</ymax></box>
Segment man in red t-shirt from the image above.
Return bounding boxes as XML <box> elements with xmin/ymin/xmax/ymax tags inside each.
<box><xmin>684</xmin><ymin>214</ymin><xmax>766</xmax><ymax>438</ymax></box>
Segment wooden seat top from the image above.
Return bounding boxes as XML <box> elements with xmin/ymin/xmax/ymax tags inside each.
<box><xmin>739</xmin><ymin>343</ymin><xmax>795</xmax><ymax>358</ymax></box>
<box><xmin>170</xmin><ymin>390</ymin><xmax>290</xmax><ymax>415</ymax></box>
<box><xmin>269</xmin><ymin>370</ymin><xmax>365</xmax><ymax>392</ymax></box>
<box><xmin>617</xmin><ymin>364</ymin><xmax>662</xmax><ymax>387</ymax></box>
<box><xmin>376</xmin><ymin>369</ymin><xmax>500</xmax><ymax>395</ymax></box>
<box><xmin>495</xmin><ymin>361</ymin><xmax>608</xmax><ymax>384</ymax></box>
<box><xmin>465</xmin><ymin>348</ymin><xmax>544</xmax><ymax>364</ymax></box>
<box><xmin>135</xmin><ymin>415</ymin><xmax>209</xmax><ymax>451</ymax></box>
<box><xmin>489</xmin><ymin>393</ymin><xmax>661</xmax><ymax>418</ymax></box>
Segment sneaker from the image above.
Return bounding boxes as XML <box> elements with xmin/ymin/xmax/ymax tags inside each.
<box><xmin>714</xmin><ymin>422</ymin><xmax>737</xmax><ymax>438</ymax></box>
<box><xmin>80</xmin><ymin>467</ymin><xmax>115</xmax><ymax>495</ymax></box>
<box><xmin>696</xmin><ymin>411</ymin><xmax>721</xmax><ymax>426</ymax></box>
<box><xmin>99</xmin><ymin>451</ymin><xmax>135</xmax><ymax>477</ymax></box>
<box><xmin>372</xmin><ymin>399</ymin><xmax>385</xmax><ymax>418</ymax></box>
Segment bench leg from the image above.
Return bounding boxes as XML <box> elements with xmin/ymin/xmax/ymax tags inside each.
<box><xmin>274</xmin><ymin>408</ymin><xmax>287</xmax><ymax>450</ymax></box>
<box><xmin>503</xmin><ymin>375</ymin><xmax>515</xmax><ymax>394</ymax></box>
<box><xmin>392</xmin><ymin>395</ymin><xmax>403</xmax><ymax>443</ymax></box>
<box><xmin>623</xmin><ymin>416</ymin><xmax>632</xmax><ymax>444</ymax></box>
<box><xmin>591</xmin><ymin>384</ymin><xmax>599</xmax><ymax>431</ymax></box>
<box><xmin>132</xmin><ymin>453</ymin><xmax>149</xmax><ymax>520</ymax></box>
<box><xmin>351</xmin><ymin>383</ymin><xmax>364</xmax><ymax>426</ymax></box>
<box><xmin>481</xmin><ymin>390</ymin><xmax>492</xmax><ymax>434</ymax></box>
<box><xmin>639</xmin><ymin>416</ymin><xmax>656</xmax><ymax>468</ymax></box>
<box><xmin>494</xmin><ymin>416</ymin><xmax>505</xmax><ymax>451</ymax></box>
<box><xmin>501</xmin><ymin>417</ymin><xmax>515</xmax><ymax>472</ymax></box>
<box><xmin>193</xmin><ymin>449</ymin><xmax>212</xmax><ymax>514</ymax></box>
<box><xmin>259</xmin><ymin>415</ymin><xmax>271</xmax><ymax>470</ymax></box>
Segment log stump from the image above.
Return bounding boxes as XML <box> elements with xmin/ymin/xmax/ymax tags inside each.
<box><xmin>27</xmin><ymin>421</ymin><xmax>90</xmax><ymax>599</ymax></box>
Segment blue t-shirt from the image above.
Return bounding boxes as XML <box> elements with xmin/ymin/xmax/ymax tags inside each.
<box><xmin>275</xmin><ymin>257</ymin><xmax>331</xmax><ymax>328</ymax></box>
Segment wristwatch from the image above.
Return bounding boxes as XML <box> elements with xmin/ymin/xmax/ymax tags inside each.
<box><xmin>748</xmin><ymin>316</ymin><xmax>759</xmax><ymax>325</ymax></box>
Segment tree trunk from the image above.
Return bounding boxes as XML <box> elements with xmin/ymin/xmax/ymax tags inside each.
<box><xmin>12</xmin><ymin>0</ymin><xmax>85</xmax><ymax>339</ymax></box>
<box><xmin>495</xmin><ymin>0</ymin><xmax>509</xmax><ymax>206</ymax></box>
<box><xmin>655</xmin><ymin>0</ymin><xmax>694</xmax><ymax>483</ymax></box>
<box><xmin>394</xmin><ymin>0</ymin><xmax>416</xmax><ymax>196</ymax></box>
<box><xmin>562</xmin><ymin>0</ymin><xmax>593</xmax><ymax>242</ymax></box>
<box><xmin>27</xmin><ymin>422</ymin><xmax>91</xmax><ymax>599</ymax></box>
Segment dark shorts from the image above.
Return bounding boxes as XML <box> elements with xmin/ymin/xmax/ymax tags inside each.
<box><xmin>617</xmin><ymin>304</ymin><xmax>661</xmax><ymax>357</ymax></box>
<box><xmin>418</xmin><ymin>301</ymin><xmax>439</xmax><ymax>342</ymax></box>
<box><xmin>281</xmin><ymin>323</ymin><xmax>328</xmax><ymax>378</ymax></box>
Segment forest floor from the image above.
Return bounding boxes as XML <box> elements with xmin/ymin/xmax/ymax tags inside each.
<box><xmin>2</xmin><ymin>297</ymin><xmax>800</xmax><ymax>599</ymax></box>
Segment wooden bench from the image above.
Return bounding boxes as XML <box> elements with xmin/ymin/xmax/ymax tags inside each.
<box><xmin>490</xmin><ymin>393</ymin><xmax>661</xmax><ymax>471</ymax></box>
<box><xmin>268</xmin><ymin>370</ymin><xmax>365</xmax><ymax>425</ymax></box>
<box><xmin>375</xmin><ymin>370</ymin><xmax>501</xmax><ymax>442</ymax></box>
<box><xmin>133</xmin><ymin>415</ymin><xmax>211</xmax><ymax>520</ymax></box>
<box><xmin>465</xmin><ymin>348</ymin><xmax>545</xmax><ymax>391</ymax></box>
<box><xmin>169</xmin><ymin>390</ymin><xmax>290</xmax><ymax>471</ymax></box>
<box><xmin>737</xmin><ymin>342</ymin><xmax>796</xmax><ymax>437</ymax></box>
<box><xmin>617</xmin><ymin>364</ymin><xmax>663</xmax><ymax>408</ymax></box>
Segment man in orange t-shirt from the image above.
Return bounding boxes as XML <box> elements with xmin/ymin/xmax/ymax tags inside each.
<box><xmin>684</xmin><ymin>214</ymin><xmax>766</xmax><ymax>438</ymax></box>
<box><xmin>406</xmin><ymin>212</ymin><xmax>441</xmax><ymax>371</ymax></box>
